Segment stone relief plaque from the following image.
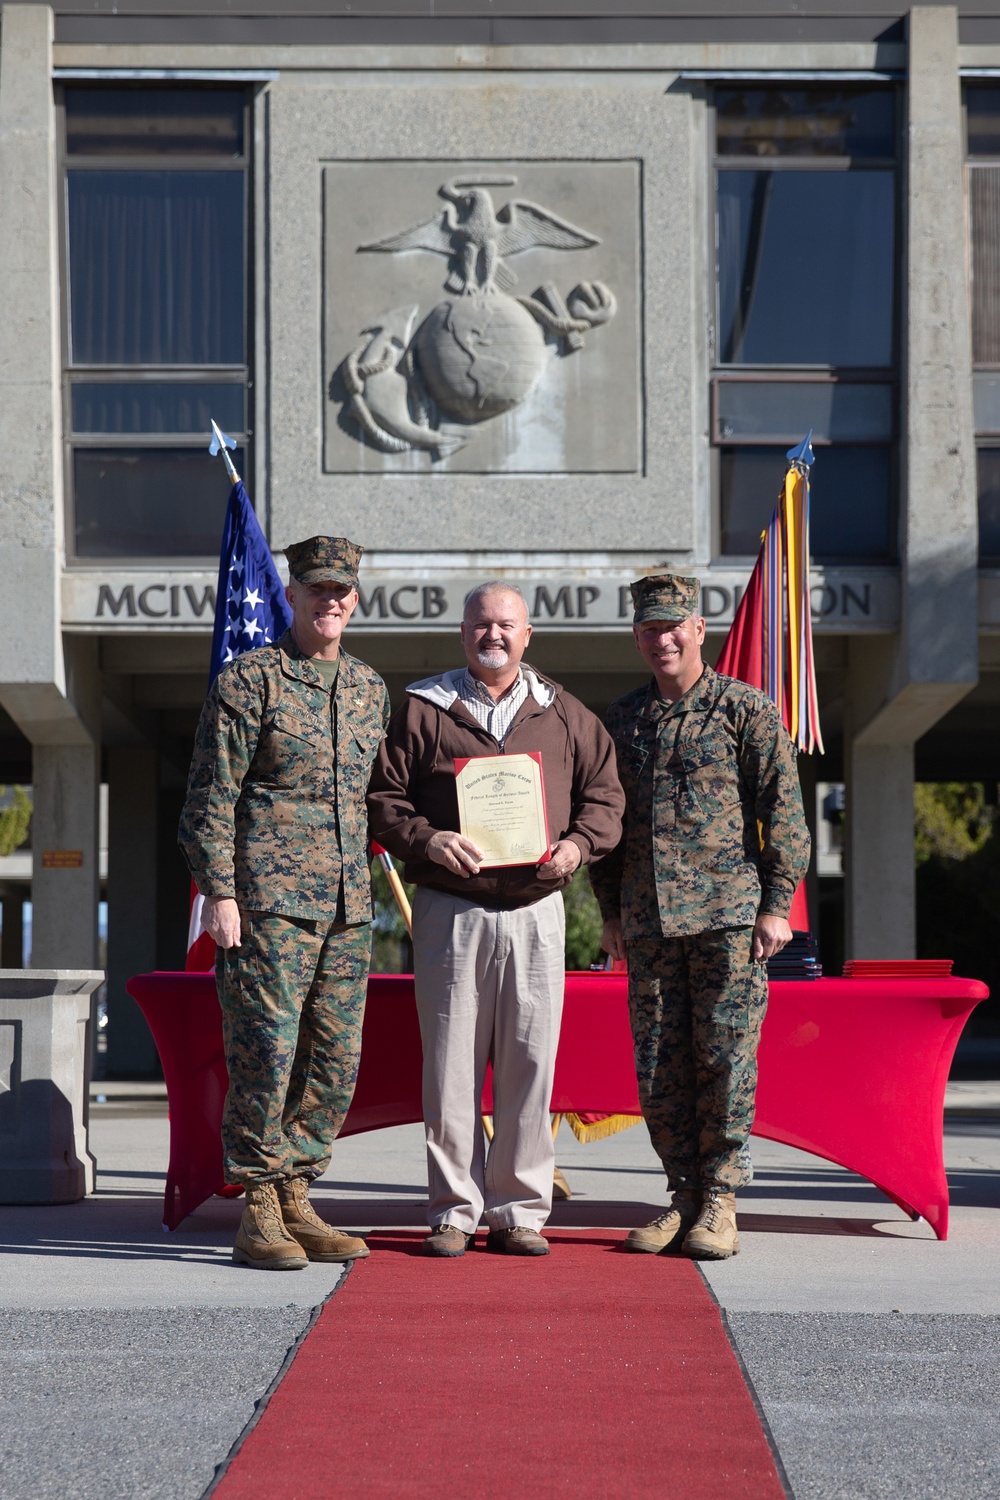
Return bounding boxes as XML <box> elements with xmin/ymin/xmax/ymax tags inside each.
<box><xmin>323</xmin><ymin>160</ymin><xmax>641</xmax><ymax>474</ymax></box>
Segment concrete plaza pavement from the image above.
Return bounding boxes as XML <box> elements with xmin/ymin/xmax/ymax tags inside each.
<box><xmin>1</xmin><ymin>1088</ymin><xmax>998</xmax><ymax>1499</ymax></box>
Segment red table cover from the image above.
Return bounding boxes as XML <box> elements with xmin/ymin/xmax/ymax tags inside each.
<box><xmin>126</xmin><ymin>971</ymin><xmax>986</xmax><ymax>1239</ymax></box>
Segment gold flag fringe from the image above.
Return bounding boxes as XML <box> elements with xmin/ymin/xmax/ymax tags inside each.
<box><xmin>565</xmin><ymin>1112</ymin><xmax>642</xmax><ymax>1144</ymax></box>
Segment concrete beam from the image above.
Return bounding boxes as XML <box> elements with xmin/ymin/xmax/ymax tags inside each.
<box><xmin>0</xmin><ymin>7</ymin><xmax>63</xmax><ymax>701</ymax></box>
<box><xmin>843</xmin><ymin>7</ymin><xmax>976</xmax><ymax>959</ymax></box>
<box><xmin>902</xmin><ymin>5</ymin><xmax>978</xmax><ymax>697</ymax></box>
<box><xmin>0</xmin><ymin>6</ymin><xmax>95</xmax><ymax>750</ymax></box>
<box><xmin>849</xmin><ymin>6</ymin><xmax>978</xmax><ymax>749</ymax></box>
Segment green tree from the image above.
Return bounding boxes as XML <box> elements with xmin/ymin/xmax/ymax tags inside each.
<box><xmin>914</xmin><ymin>783</ymin><xmax>995</xmax><ymax>866</ymax></box>
<box><xmin>0</xmin><ymin>786</ymin><xmax>31</xmax><ymax>858</ymax></box>
<box><xmin>562</xmin><ymin>867</ymin><xmax>605</xmax><ymax>971</ymax></box>
<box><xmin>370</xmin><ymin>857</ymin><xmax>415</xmax><ymax>973</ymax></box>
<box><xmin>914</xmin><ymin>782</ymin><xmax>1000</xmax><ymax>1034</ymax></box>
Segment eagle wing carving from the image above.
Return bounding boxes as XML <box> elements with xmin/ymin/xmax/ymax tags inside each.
<box><xmin>495</xmin><ymin>200</ymin><xmax>600</xmax><ymax>256</ymax></box>
<box><xmin>359</xmin><ymin>212</ymin><xmax>455</xmax><ymax>257</ymax></box>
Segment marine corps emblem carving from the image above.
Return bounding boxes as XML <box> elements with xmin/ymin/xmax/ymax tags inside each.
<box><xmin>335</xmin><ymin>176</ymin><xmax>617</xmax><ymax>461</ymax></box>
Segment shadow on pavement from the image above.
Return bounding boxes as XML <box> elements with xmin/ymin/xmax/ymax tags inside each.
<box><xmin>313</xmin><ymin>1180</ymin><xmax>428</xmax><ymax>1197</ymax></box>
<box><xmin>735</xmin><ymin>1212</ymin><xmax>905</xmax><ymax>1238</ymax></box>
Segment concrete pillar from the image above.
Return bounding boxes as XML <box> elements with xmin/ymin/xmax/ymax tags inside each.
<box><xmin>903</xmin><ymin>4</ymin><xmax>978</xmax><ymax>703</ymax></box>
<box><xmin>30</xmin><ymin>743</ymin><xmax>100</xmax><ymax>969</ymax></box>
<box><xmin>0</xmin><ymin>6</ymin><xmax>73</xmax><ymax>740</ymax></box>
<box><xmin>845</xmin><ymin>742</ymin><xmax>916</xmax><ymax>959</ymax></box>
<box><xmin>844</xmin><ymin>7</ymin><xmax>978</xmax><ymax>955</ymax></box>
<box><xmin>106</xmin><ymin>747</ymin><xmax>161</xmax><ymax>1078</ymax></box>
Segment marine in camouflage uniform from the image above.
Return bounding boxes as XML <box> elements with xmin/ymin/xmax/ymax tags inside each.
<box><xmin>591</xmin><ymin>573</ymin><xmax>810</xmax><ymax>1258</ymax></box>
<box><xmin>179</xmin><ymin>535</ymin><xmax>389</xmax><ymax>1268</ymax></box>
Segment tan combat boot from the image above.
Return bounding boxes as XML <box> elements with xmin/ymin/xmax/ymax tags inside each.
<box><xmin>682</xmin><ymin>1190</ymin><xmax>740</xmax><ymax>1259</ymax></box>
<box><xmin>625</xmin><ymin>1190</ymin><xmax>699</xmax><ymax>1254</ymax></box>
<box><xmin>276</xmin><ymin>1177</ymin><xmax>371</xmax><ymax>1263</ymax></box>
<box><xmin>233</xmin><ymin>1182</ymin><xmax>308</xmax><ymax>1270</ymax></box>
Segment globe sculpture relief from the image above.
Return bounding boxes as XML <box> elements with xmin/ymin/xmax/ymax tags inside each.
<box><xmin>336</xmin><ymin>175</ymin><xmax>616</xmax><ymax>459</ymax></box>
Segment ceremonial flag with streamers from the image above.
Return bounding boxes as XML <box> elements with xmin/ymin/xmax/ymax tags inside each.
<box><xmin>186</xmin><ymin>474</ymin><xmax>292</xmax><ymax>970</ymax></box>
<box><xmin>715</xmin><ymin>433</ymin><xmax>823</xmax><ymax>932</ymax></box>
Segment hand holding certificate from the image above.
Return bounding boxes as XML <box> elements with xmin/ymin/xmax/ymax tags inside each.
<box><xmin>454</xmin><ymin>752</ymin><xmax>551</xmax><ymax>868</ymax></box>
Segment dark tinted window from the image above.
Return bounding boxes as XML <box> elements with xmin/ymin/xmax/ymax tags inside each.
<box><xmin>970</xmin><ymin>166</ymin><xmax>1000</xmax><ymax>364</ymax></box>
<box><xmin>66</xmin><ymin>87</ymin><xmax>244</xmax><ymax>157</ymax></box>
<box><xmin>977</xmin><ymin>449</ymin><xmax>1000</xmax><ymax>559</ymax></box>
<box><xmin>720</xmin><ymin>446</ymin><xmax>892</xmax><ymax>560</ymax></box>
<box><xmin>967</xmin><ymin>88</ymin><xmax>1000</xmax><ymax>158</ymax></box>
<box><xmin>718</xmin><ymin>170</ymin><xmax>895</xmax><ymax>365</ymax></box>
<box><xmin>74</xmin><ymin>448</ymin><xmax>240</xmax><ymax>558</ymax></box>
<box><xmin>716</xmin><ymin>380</ymin><xmax>893</xmax><ymax>443</ymax></box>
<box><xmin>68</xmin><ymin>171</ymin><xmax>245</xmax><ymax>364</ymax></box>
<box><xmin>71</xmin><ymin>381</ymin><xmax>244</xmax><ymax>434</ymax></box>
<box><xmin>716</xmin><ymin>87</ymin><xmax>895</xmax><ymax>159</ymax></box>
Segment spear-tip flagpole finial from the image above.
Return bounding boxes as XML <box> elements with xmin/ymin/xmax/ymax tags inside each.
<box><xmin>209</xmin><ymin>419</ymin><xmax>241</xmax><ymax>485</ymax></box>
<box><xmin>786</xmin><ymin>429</ymin><xmax>815</xmax><ymax>471</ymax></box>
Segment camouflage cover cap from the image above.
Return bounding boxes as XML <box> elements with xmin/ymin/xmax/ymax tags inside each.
<box><xmin>630</xmin><ymin>573</ymin><xmax>702</xmax><ymax>625</ymax></box>
<box><xmin>285</xmin><ymin>535</ymin><xmax>363</xmax><ymax>587</ymax></box>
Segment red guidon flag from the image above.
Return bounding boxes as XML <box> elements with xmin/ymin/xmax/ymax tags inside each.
<box><xmin>715</xmin><ymin>433</ymin><xmax>822</xmax><ymax>932</ymax></box>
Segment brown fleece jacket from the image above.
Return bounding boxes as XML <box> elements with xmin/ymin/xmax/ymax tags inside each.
<box><xmin>367</xmin><ymin>666</ymin><xmax>625</xmax><ymax>908</ymax></box>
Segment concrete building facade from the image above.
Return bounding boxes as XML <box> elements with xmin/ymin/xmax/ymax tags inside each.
<box><xmin>0</xmin><ymin>2</ymin><xmax>997</xmax><ymax>1071</ymax></box>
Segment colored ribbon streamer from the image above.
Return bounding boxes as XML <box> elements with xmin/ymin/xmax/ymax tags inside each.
<box><xmin>718</xmin><ymin>444</ymin><xmax>824</xmax><ymax>755</ymax></box>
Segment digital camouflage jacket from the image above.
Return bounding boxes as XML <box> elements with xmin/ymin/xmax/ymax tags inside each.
<box><xmin>179</xmin><ymin>631</ymin><xmax>389</xmax><ymax>924</ymax></box>
<box><xmin>590</xmin><ymin>666</ymin><xmax>810</xmax><ymax>938</ymax></box>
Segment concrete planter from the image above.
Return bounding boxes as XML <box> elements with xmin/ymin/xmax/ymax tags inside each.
<box><xmin>0</xmin><ymin>970</ymin><xmax>105</xmax><ymax>1204</ymax></box>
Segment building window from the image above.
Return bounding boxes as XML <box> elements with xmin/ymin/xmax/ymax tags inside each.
<box><xmin>61</xmin><ymin>86</ymin><xmax>250</xmax><ymax>561</ymax></box>
<box><xmin>967</xmin><ymin>87</ymin><xmax>1000</xmax><ymax>565</ymax></box>
<box><xmin>713</xmin><ymin>86</ymin><xmax>898</xmax><ymax>562</ymax></box>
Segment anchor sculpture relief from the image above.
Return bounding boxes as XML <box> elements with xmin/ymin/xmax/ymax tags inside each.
<box><xmin>337</xmin><ymin>175</ymin><xmax>616</xmax><ymax>458</ymax></box>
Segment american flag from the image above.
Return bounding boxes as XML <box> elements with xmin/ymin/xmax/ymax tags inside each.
<box><xmin>209</xmin><ymin>478</ymin><xmax>293</xmax><ymax>682</ymax></box>
<box><xmin>187</xmin><ymin>477</ymin><xmax>292</xmax><ymax>970</ymax></box>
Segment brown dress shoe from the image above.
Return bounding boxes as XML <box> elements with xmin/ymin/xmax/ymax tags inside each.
<box><xmin>232</xmin><ymin>1182</ymin><xmax>308</xmax><ymax>1271</ymax></box>
<box><xmin>422</xmin><ymin>1224</ymin><xmax>472</xmax><ymax>1257</ymax></box>
<box><xmin>625</xmin><ymin>1190</ymin><xmax>699</xmax><ymax>1254</ymax></box>
<box><xmin>486</xmin><ymin>1226</ymin><xmax>550</xmax><ymax>1256</ymax></box>
<box><xmin>682</xmin><ymin>1191</ymin><xmax>740</xmax><ymax>1260</ymax></box>
<box><xmin>276</xmin><ymin>1177</ymin><xmax>371</xmax><ymax>1262</ymax></box>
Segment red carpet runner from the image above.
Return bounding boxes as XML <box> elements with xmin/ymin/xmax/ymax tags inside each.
<box><xmin>213</xmin><ymin>1231</ymin><xmax>786</xmax><ymax>1499</ymax></box>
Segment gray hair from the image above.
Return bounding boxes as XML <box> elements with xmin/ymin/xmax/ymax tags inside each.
<box><xmin>462</xmin><ymin>580</ymin><xmax>529</xmax><ymax>622</ymax></box>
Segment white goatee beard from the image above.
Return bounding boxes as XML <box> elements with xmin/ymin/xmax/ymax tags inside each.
<box><xmin>477</xmin><ymin>646</ymin><xmax>508</xmax><ymax>668</ymax></box>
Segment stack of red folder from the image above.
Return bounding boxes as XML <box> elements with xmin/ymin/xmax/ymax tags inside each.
<box><xmin>842</xmin><ymin>958</ymin><xmax>953</xmax><ymax>978</ymax></box>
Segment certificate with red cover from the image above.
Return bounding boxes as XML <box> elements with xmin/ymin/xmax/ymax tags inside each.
<box><xmin>453</xmin><ymin>752</ymin><xmax>551</xmax><ymax>868</ymax></box>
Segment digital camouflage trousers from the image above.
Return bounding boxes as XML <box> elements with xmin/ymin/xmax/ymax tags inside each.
<box><xmin>626</xmin><ymin>928</ymin><xmax>768</xmax><ymax>1192</ymax></box>
<box><xmin>216</xmin><ymin>911</ymin><xmax>371</xmax><ymax>1185</ymax></box>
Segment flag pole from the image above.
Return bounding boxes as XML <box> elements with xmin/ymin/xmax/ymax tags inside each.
<box><xmin>210</xmin><ymin>419</ymin><xmax>241</xmax><ymax>485</ymax></box>
<box><xmin>372</xmin><ymin>841</ymin><xmax>413</xmax><ymax>937</ymax></box>
<box><xmin>186</xmin><ymin>420</ymin><xmax>288</xmax><ymax>972</ymax></box>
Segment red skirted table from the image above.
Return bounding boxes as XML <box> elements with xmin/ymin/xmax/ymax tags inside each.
<box><xmin>126</xmin><ymin>970</ymin><xmax>986</xmax><ymax>1239</ymax></box>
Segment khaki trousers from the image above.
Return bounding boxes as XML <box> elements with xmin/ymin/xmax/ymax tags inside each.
<box><xmin>412</xmin><ymin>885</ymin><xmax>566</xmax><ymax>1233</ymax></box>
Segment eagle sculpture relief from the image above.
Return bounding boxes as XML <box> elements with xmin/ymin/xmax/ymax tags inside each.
<box><xmin>337</xmin><ymin>174</ymin><xmax>616</xmax><ymax>459</ymax></box>
<box><xmin>360</xmin><ymin>175</ymin><xmax>600</xmax><ymax>295</ymax></box>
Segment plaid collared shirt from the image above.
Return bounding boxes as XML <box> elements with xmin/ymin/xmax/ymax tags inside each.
<box><xmin>457</xmin><ymin>667</ymin><xmax>528</xmax><ymax>745</ymax></box>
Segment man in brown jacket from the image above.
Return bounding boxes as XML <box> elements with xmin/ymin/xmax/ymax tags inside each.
<box><xmin>368</xmin><ymin>582</ymin><xmax>624</xmax><ymax>1257</ymax></box>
